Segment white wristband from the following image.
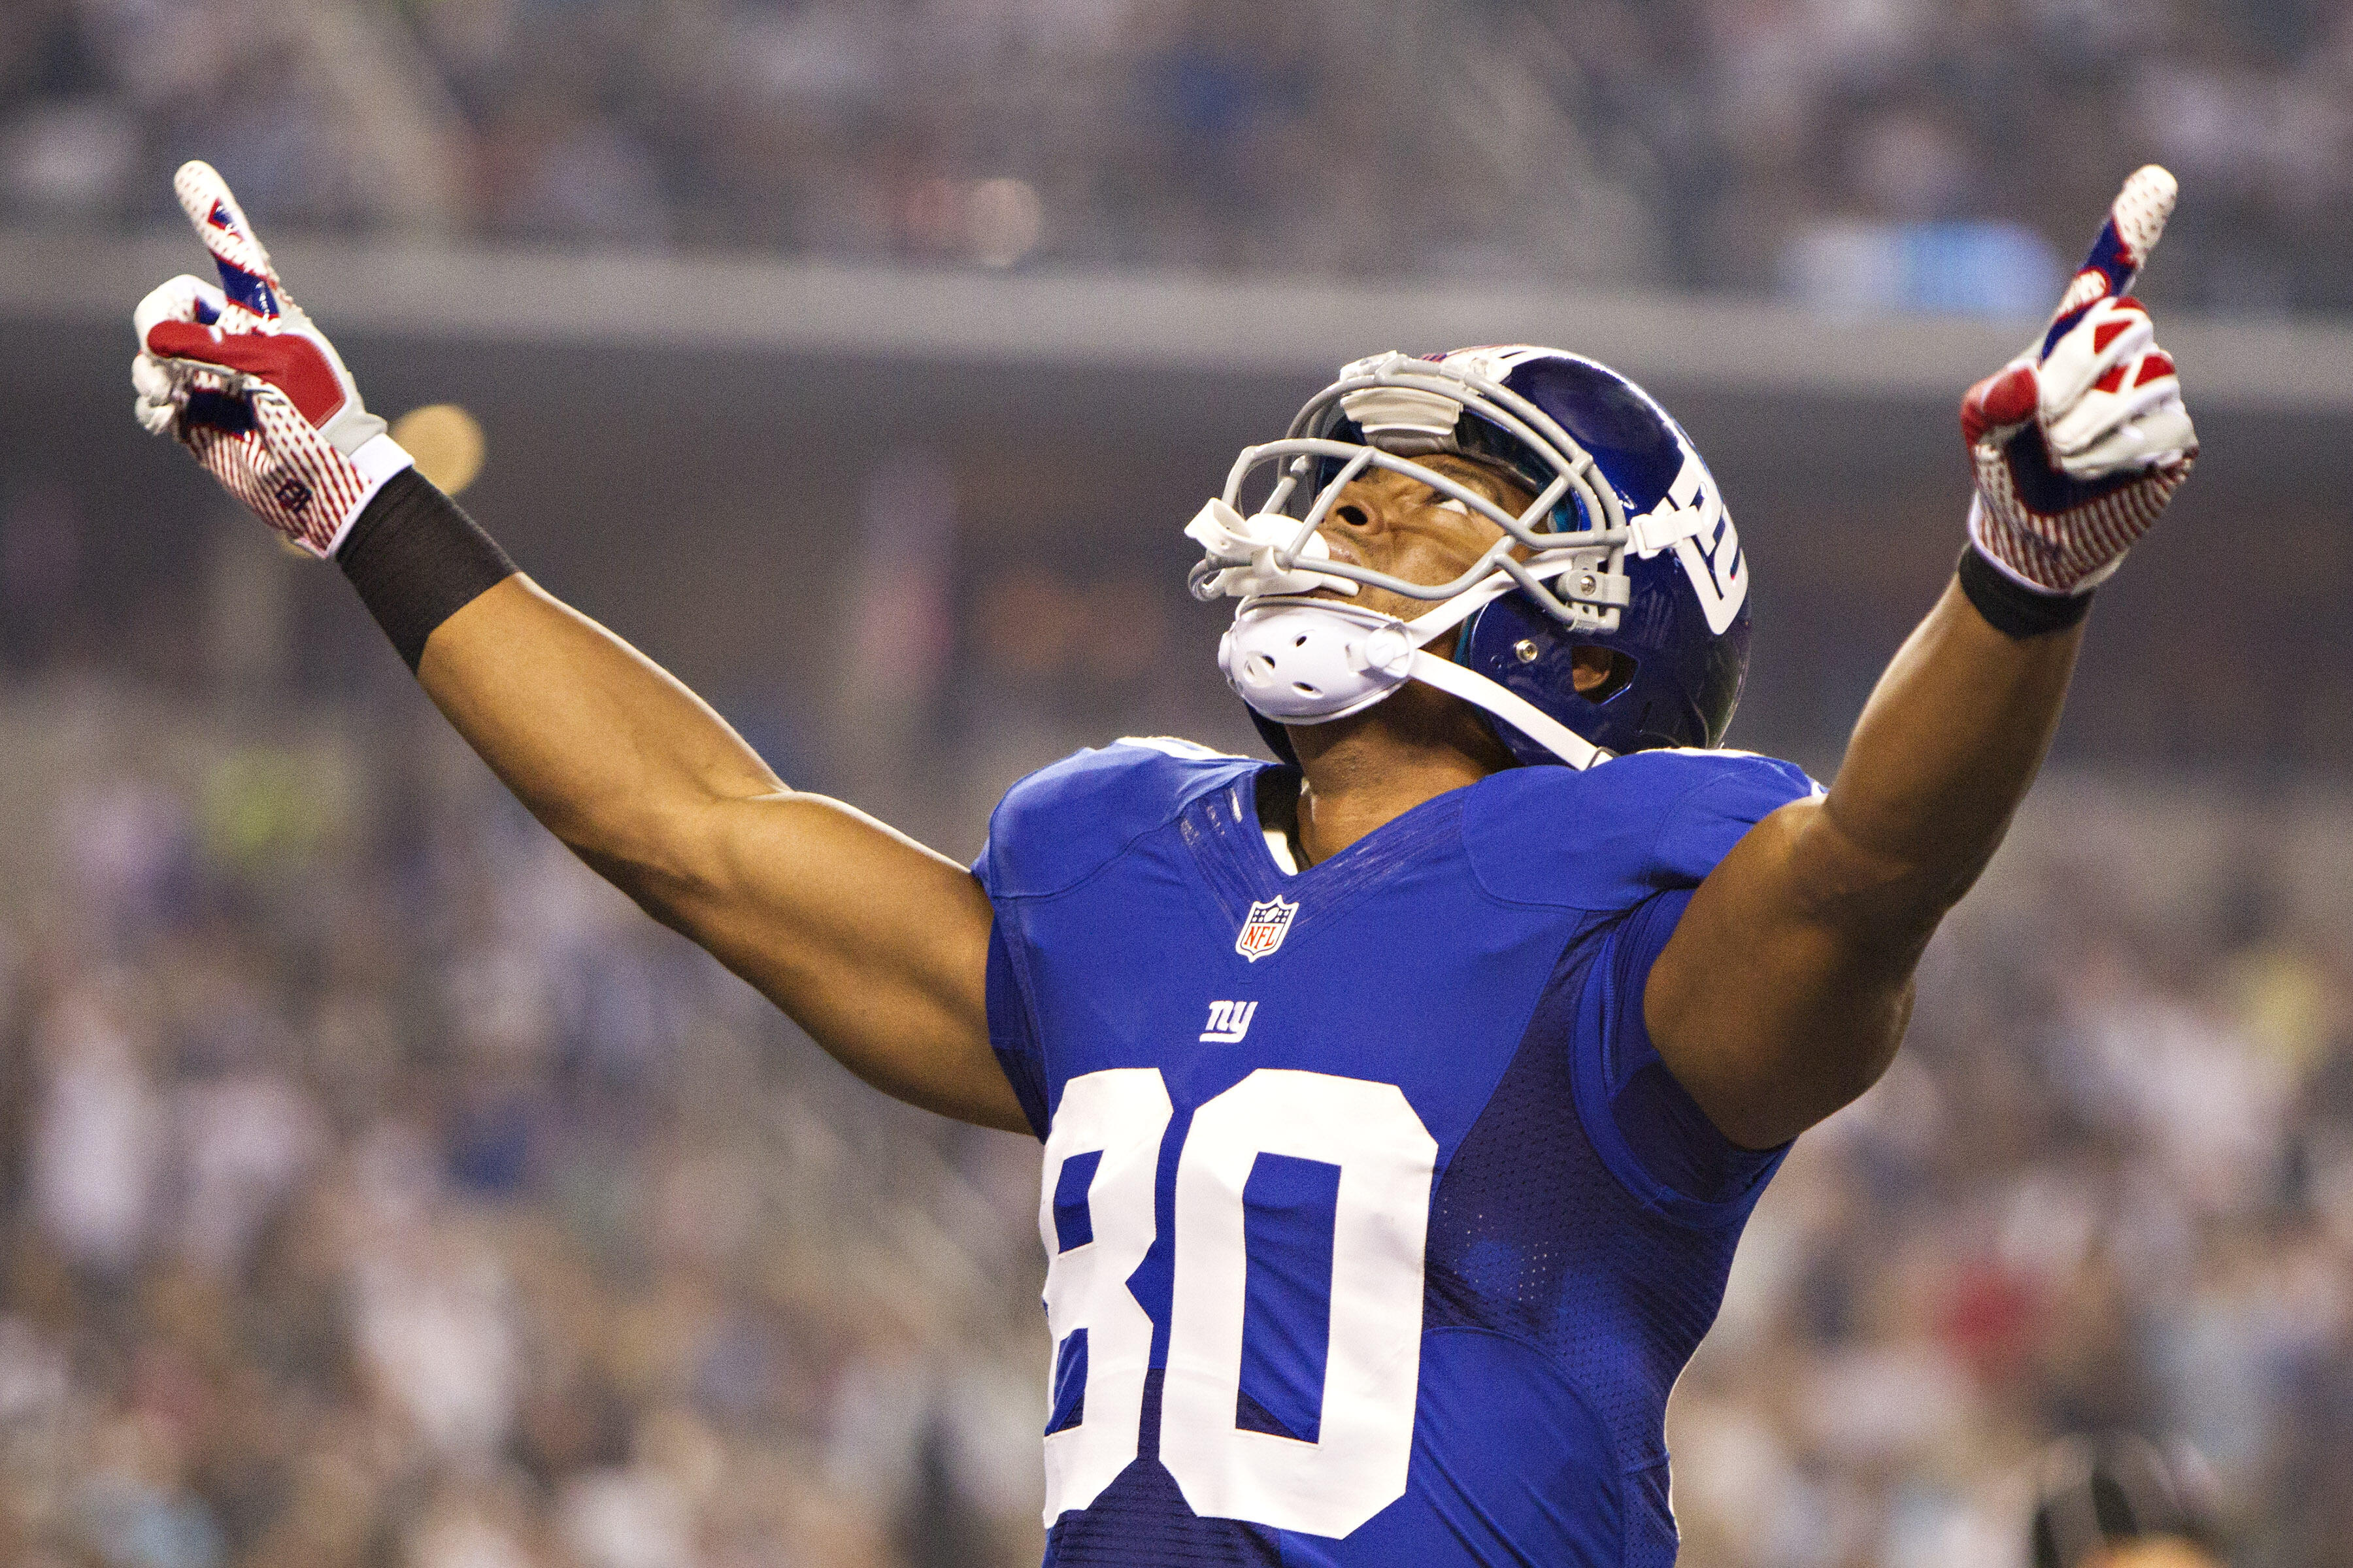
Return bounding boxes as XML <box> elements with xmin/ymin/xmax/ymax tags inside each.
<box><xmin>327</xmin><ymin>435</ymin><xmax>416</xmax><ymax>557</ymax></box>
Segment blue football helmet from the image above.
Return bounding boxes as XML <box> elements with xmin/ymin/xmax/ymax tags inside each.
<box><xmin>1185</xmin><ymin>345</ymin><xmax>1750</xmax><ymax>768</ymax></box>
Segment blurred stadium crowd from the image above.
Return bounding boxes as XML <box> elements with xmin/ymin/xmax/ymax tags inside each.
<box><xmin>3</xmin><ymin>0</ymin><xmax>2351</xmax><ymax>309</ymax></box>
<box><xmin>0</xmin><ymin>683</ymin><xmax>2345</xmax><ymax>1568</ymax></box>
<box><xmin>0</xmin><ymin>689</ymin><xmax>1056</xmax><ymax>1568</ymax></box>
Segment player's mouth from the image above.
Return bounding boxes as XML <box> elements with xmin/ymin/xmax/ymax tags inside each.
<box><xmin>1306</xmin><ymin>530</ymin><xmax>1367</xmax><ymax>597</ymax></box>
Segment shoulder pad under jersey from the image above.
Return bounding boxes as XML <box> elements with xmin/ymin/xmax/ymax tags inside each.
<box><xmin>1462</xmin><ymin>748</ymin><xmax>1821</xmax><ymax>912</ymax></box>
<box><xmin>978</xmin><ymin>737</ymin><xmax>1260</xmax><ymax>900</ymax></box>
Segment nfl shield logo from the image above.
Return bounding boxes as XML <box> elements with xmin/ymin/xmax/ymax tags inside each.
<box><xmin>1235</xmin><ymin>895</ymin><xmax>1298</xmax><ymax>962</ymax></box>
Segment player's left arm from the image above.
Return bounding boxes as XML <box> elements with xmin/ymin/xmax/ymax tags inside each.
<box><xmin>1644</xmin><ymin>168</ymin><xmax>2197</xmax><ymax>1151</ymax></box>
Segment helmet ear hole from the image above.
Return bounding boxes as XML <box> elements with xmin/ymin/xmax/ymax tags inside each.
<box><xmin>1574</xmin><ymin>647</ymin><xmax>1637</xmax><ymax>705</ymax></box>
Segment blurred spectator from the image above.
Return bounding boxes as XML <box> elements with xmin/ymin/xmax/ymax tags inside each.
<box><xmin>31</xmin><ymin>980</ymin><xmax>162</xmax><ymax>1278</ymax></box>
<box><xmin>1</xmin><ymin>482</ymin><xmax>81</xmax><ymax>671</ymax></box>
<box><xmin>2027</xmin><ymin>1433</ymin><xmax>2222</xmax><ymax>1568</ymax></box>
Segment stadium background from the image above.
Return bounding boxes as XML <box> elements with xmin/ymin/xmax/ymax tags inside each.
<box><xmin>3</xmin><ymin>1</ymin><xmax>2353</xmax><ymax>1564</ymax></box>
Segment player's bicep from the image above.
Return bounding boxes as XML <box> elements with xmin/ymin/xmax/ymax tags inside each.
<box><xmin>1642</xmin><ymin>795</ymin><xmax>1916</xmax><ymax>1149</ymax></box>
<box><xmin>656</xmin><ymin>791</ymin><xmax>1026</xmax><ymax>1133</ymax></box>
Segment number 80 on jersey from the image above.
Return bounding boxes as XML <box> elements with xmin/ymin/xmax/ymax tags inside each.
<box><xmin>1039</xmin><ymin>1067</ymin><xmax>1439</xmax><ymax>1539</ymax></box>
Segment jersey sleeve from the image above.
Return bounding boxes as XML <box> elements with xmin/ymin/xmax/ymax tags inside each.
<box><xmin>1567</xmin><ymin>887</ymin><xmax>1788</xmax><ymax>1227</ymax></box>
<box><xmin>983</xmin><ymin>912</ymin><xmax>1049</xmax><ymax>1141</ymax></box>
<box><xmin>976</xmin><ymin>737</ymin><xmax>1256</xmax><ymax>900</ymax></box>
<box><xmin>1639</xmin><ymin>753</ymin><xmax>1823</xmax><ymax>890</ymax></box>
<box><xmin>1461</xmin><ymin>749</ymin><xmax>1822</xmax><ymax>912</ymax></box>
<box><xmin>971</xmin><ymin>738</ymin><xmax>1258</xmax><ymax>1137</ymax></box>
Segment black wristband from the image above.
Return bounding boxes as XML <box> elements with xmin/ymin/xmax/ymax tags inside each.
<box><xmin>336</xmin><ymin>468</ymin><xmax>517</xmax><ymax>671</ymax></box>
<box><xmin>1956</xmin><ymin>544</ymin><xmax>2093</xmax><ymax>639</ymax></box>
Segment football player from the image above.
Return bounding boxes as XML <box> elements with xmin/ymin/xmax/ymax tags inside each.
<box><xmin>130</xmin><ymin>161</ymin><xmax>2195</xmax><ymax>1565</ymax></box>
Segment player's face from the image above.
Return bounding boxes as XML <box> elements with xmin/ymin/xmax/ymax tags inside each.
<box><xmin>1319</xmin><ymin>454</ymin><xmax>1532</xmax><ymax>622</ymax></box>
<box><xmin>1318</xmin><ymin>453</ymin><xmax>1618</xmax><ymax>698</ymax></box>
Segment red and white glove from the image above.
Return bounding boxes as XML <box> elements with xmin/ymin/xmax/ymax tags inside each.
<box><xmin>1961</xmin><ymin>165</ymin><xmax>2198</xmax><ymax>595</ymax></box>
<box><xmin>131</xmin><ymin>161</ymin><xmax>411</xmax><ymax>558</ymax></box>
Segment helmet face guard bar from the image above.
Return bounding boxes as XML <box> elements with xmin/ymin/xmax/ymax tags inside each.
<box><xmin>1188</xmin><ymin>354</ymin><xmax>1634</xmax><ymax>633</ymax></box>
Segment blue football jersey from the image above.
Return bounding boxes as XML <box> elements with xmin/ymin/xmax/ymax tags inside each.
<box><xmin>976</xmin><ymin>738</ymin><xmax>1820</xmax><ymax>1567</ymax></box>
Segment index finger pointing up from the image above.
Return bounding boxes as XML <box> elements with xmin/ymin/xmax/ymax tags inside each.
<box><xmin>173</xmin><ymin>161</ymin><xmax>286</xmax><ymax>320</ymax></box>
<box><xmin>2042</xmin><ymin>165</ymin><xmax>2177</xmax><ymax>358</ymax></box>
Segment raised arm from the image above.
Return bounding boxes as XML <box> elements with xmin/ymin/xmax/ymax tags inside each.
<box><xmin>410</xmin><ymin>573</ymin><xmax>1016</xmax><ymax>1129</ymax></box>
<box><xmin>132</xmin><ymin>163</ymin><xmax>1022</xmax><ymax>1133</ymax></box>
<box><xmin>1646</xmin><ymin>168</ymin><xmax>2199</xmax><ymax>1150</ymax></box>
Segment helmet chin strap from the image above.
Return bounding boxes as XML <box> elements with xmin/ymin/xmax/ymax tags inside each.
<box><xmin>1216</xmin><ymin>579</ymin><xmax>1612</xmax><ymax>771</ymax></box>
<box><xmin>1401</xmin><ymin>648</ymin><xmax>1611</xmax><ymax>771</ymax></box>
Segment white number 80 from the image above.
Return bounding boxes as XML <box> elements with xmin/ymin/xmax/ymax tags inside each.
<box><xmin>1037</xmin><ymin>1067</ymin><xmax>1438</xmax><ymax>1539</ymax></box>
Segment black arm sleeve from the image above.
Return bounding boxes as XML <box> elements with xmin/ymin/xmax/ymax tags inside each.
<box><xmin>335</xmin><ymin>469</ymin><xmax>518</xmax><ymax>671</ymax></box>
<box><xmin>1956</xmin><ymin>542</ymin><xmax>2094</xmax><ymax>639</ymax></box>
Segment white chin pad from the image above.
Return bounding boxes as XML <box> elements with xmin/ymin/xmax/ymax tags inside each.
<box><xmin>1216</xmin><ymin>595</ymin><xmax>1612</xmax><ymax>770</ymax></box>
<box><xmin>1185</xmin><ymin>499</ymin><xmax>1360</xmax><ymax>598</ymax></box>
<box><xmin>1218</xmin><ymin>599</ymin><xmax>1416</xmax><ymax>722</ymax></box>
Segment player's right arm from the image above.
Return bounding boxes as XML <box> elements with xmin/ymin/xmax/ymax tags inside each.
<box><xmin>131</xmin><ymin>164</ymin><xmax>1023</xmax><ymax>1133</ymax></box>
<box><xmin>415</xmin><ymin>578</ymin><xmax>1018</xmax><ymax>1131</ymax></box>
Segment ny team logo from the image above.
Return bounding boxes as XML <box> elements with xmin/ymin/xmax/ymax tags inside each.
<box><xmin>1234</xmin><ymin>895</ymin><xmax>1297</xmax><ymax>961</ymax></box>
<box><xmin>1199</xmin><ymin>1000</ymin><xmax>1258</xmax><ymax>1043</ymax></box>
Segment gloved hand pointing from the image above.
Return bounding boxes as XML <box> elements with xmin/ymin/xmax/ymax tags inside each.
<box><xmin>1960</xmin><ymin>166</ymin><xmax>2198</xmax><ymax>596</ymax></box>
<box><xmin>131</xmin><ymin>161</ymin><xmax>411</xmax><ymax>556</ymax></box>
